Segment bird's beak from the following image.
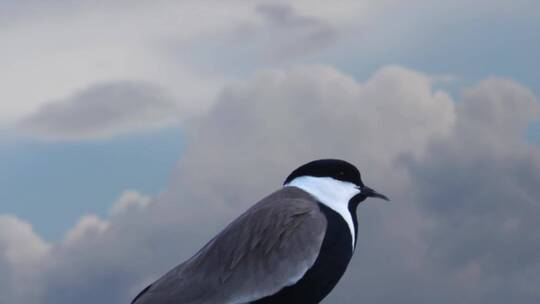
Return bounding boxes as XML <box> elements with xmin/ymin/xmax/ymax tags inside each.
<box><xmin>361</xmin><ymin>186</ymin><xmax>390</xmax><ymax>201</ymax></box>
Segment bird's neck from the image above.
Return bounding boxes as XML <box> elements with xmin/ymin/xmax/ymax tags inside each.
<box><xmin>348</xmin><ymin>203</ymin><xmax>360</xmax><ymax>249</ymax></box>
<box><xmin>284</xmin><ymin>176</ymin><xmax>360</xmax><ymax>250</ymax></box>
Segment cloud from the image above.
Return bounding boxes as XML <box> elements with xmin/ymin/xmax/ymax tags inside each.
<box><xmin>173</xmin><ymin>3</ymin><xmax>342</xmax><ymax>77</ymax></box>
<box><xmin>402</xmin><ymin>78</ymin><xmax>540</xmax><ymax>302</ymax></box>
<box><xmin>16</xmin><ymin>81</ymin><xmax>181</xmax><ymax>140</ymax></box>
<box><xmin>1</xmin><ymin>65</ymin><xmax>539</xmax><ymax>303</ymax></box>
<box><xmin>109</xmin><ymin>190</ymin><xmax>152</xmax><ymax>216</ymax></box>
<box><xmin>0</xmin><ymin>215</ymin><xmax>49</xmax><ymax>266</ymax></box>
<box><xmin>63</xmin><ymin>215</ymin><xmax>110</xmax><ymax>246</ymax></box>
<box><xmin>171</xmin><ymin>65</ymin><xmax>454</xmax><ymax>207</ymax></box>
<box><xmin>0</xmin><ymin>1</ymin><xmax>243</xmax><ymax>124</ymax></box>
<box><xmin>254</xmin><ymin>3</ymin><xmax>338</xmax><ymax>59</ymax></box>
<box><xmin>2</xmin><ymin>0</ymin><xmax>536</xmax><ymax>128</ymax></box>
<box><xmin>0</xmin><ymin>215</ymin><xmax>49</xmax><ymax>304</ymax></box>
<box><xmin>2</xmin><ymin>2</ymin><xmax>340</xmax><ymax>134</ymax></box>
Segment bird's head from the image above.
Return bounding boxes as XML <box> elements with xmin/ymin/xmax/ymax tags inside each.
<box><xmin>283</xmin><ymin>159</ymin><xmax>389</xmax><ymax>208</ymax></box>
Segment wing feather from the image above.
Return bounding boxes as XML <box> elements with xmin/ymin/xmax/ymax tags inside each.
<box><xmin>133</xmin><ymin>187</ymin><xmax>326</xmax><ymax>304</ymax></box>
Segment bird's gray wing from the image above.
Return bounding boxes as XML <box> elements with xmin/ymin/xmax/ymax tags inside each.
<box><xmin>133</xmin><ymin>187</ymin><xmax>327</xmax><ymax>304</ymax></box>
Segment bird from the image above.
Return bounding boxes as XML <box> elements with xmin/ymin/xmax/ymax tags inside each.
<box><xmin>132</xmin><ymin>159</ymin><xmax>389</xmax><ymax>304</ymax></box>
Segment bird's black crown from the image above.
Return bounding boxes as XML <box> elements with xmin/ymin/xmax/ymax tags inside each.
<box><xmin>284</xmin><ymin>159</ymin><xmax>363</xmax><ymax>187</ymax></box>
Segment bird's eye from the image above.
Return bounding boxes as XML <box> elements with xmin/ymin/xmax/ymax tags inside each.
<box><xmin>339</xmin><ymin>171</ymin><xmax>344</xmax><ymax>176</ymax></box>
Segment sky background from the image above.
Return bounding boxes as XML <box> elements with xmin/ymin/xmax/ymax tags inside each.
<box><xmin>1</xmin><ymin>1</ymin><xmax>539</xmax><ymax>303</ymax></box>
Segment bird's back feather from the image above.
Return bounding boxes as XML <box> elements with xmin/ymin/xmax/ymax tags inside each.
<box><xmin>132</xmin><ymin>187</ymin><xmax>327</xmax><ymax>304</ymax></box>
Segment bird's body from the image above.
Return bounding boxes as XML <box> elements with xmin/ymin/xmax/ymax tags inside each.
<box><xmin>132</xmin><ymin>159</ymin><xmax>388</xmax><ymax>304</ymax></box>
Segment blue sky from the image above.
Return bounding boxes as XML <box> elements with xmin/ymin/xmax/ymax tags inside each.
<box><xmin>0</xmin><ymin>127</ymin><xmax>182</xmax><ymax>240</ymax></box>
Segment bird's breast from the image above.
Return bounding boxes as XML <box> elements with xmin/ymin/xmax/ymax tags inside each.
<box><xmin>251</xmin><ymin>202</ymin><xmax>354</xmax><ymax>304</ymax></box>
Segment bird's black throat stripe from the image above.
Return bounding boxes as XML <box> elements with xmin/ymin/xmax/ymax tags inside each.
<box><xmin>251</xmin><ymin>202</ymin><xmax>355</xmax><ymax>304</ymax></box>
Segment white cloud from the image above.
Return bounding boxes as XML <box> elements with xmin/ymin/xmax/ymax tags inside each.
<box><xmin>109</xmin><ymin>190</ymin><xmax>152</xmax><ymax>216</ymax></box>
<box><xmin>0</xmin><ymin>215</ymin><xmax>49</xmax><ymax>266</ymax></box>
<box><xmin>63</xmin><ymin>215</ymin><xmax>110</xmax><ymax>246</ymax></box>
<box><xmin>0</xmin><ymin>215</ymin><xmax>50</xmax><ymax>304</ymax></box>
